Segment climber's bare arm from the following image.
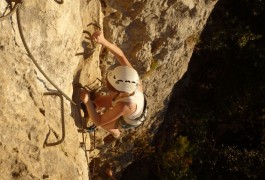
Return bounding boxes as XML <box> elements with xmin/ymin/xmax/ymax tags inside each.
<box><xmin>99</xmin><ymin>102</ymin><xmax>131</xmax><ymax>127</ymax></box>
<box><xmin>93</xmin><ymin>92</ymin><xmax>116</xmax><ymax>109</ymax></box>
<box><xmin>92</xmin><ymin>30</ymin><xmax>132</xmax><ymax>67</ymax></box>
<box><xmin>102</xmin><ymin>40</ymin><xmax>132</xmax><ymax>67</ymax></box>
<box><xmin>80</xmin><ymin>89</ymin><xmax>131</xmax><ymax>127</ymax></box>
<box><xmin>80</xmin><ymin>89</ymin><xmax>101</xmax><ymax>125</ymax></box>
<box><xmin>92</xmin><ymin>30</ymin><xmax>144</xmax><ymax>92</ymax></box>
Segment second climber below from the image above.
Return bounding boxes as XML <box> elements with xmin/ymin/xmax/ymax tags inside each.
<box><xmin>80</xmin><ymin>30</ymin><xmax>147</xmax><ymax>139</ymax></box>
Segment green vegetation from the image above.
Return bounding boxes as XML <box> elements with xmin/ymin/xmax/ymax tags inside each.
<box><xmin>143</xmin><ymin>58</ymin><xmax>160</xmax><ymax>79</ymax></box>
<box><xmin>155</xmin><ymin>136</ymin><xmax>194</xmax><ymax>179</ymax></box>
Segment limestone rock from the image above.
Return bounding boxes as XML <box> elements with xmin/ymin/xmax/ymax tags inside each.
<box><xmin>0</xmin><ymin>0</ymin><xmax>217</xmax><ymax>179</ymax></box>
<box><xmin>98</xmin><ymin>0</ymin><xmax>218</xmax><ymax>174</ymax></box>
<box><xmin>0</xmin><ymin>0</ymin><xmax>102</xmax><ymax>179</ymax></box>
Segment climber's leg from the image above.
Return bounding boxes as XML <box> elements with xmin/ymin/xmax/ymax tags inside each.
<box><xmin>100</xmin><ymin>119</ymin><xmax>121</xmax><ymax>138</ymax></box>
<box><xmin>106</xmin><ymin>128</ymin><xmax>120</xmax><ymax>138</ymax></box>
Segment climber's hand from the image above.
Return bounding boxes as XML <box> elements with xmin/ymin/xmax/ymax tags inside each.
<box><xmin>80</xmin><ymin>89</ymin><xmax>90</xmax><ymax>104</ymax></box>
<box><xmin>92</xmin><ymin>30</ymin><xmax>106</xmax><ymax>44</ymax></box>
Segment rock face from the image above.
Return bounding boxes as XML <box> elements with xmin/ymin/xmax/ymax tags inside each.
<box><xmin>101</xmin><ymin>0</ymin><xmax>217</xmax><ymax>133</ymax></box>
<box><xmin>0</xmin><ymin>0</ymin><xmax>217</xmax><ymax>179</ymax></box>
<box><xmin>98</xmin><ymin>0</ymin><xmax>217</xmax><ymax>174</ymax></box>
<box><xmin>0</xmin><ymin>0</ymin><xmax>102</xmax><ymax>179</ymax></box>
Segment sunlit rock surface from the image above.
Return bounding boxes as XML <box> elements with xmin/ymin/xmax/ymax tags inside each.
<box><xmin>0</xmin><ymin>0</ymin><xmax>217</xmax><ymax>179</ymax></box>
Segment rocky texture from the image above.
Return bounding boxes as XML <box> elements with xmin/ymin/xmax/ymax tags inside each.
<box><xmin>0</xmin><ymin>0</ymin><xmax>217</xmax><ymax>179</ymax></box>
<box><xmin>0</xmin><ymin>0</ymin><xmax>102</xmax><ymax>179</ymax></box>
<box><xmin>102</xmin><ymin>0</ymin><xmax>217</xmax><ymax>129</ymax></box>
<box><xmin>94</xmin><ymin>0</ymin><xmax>218</xmax><ymax>175</ymax></box>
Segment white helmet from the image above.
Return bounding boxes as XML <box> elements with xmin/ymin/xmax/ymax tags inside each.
<box><xmin>107</xmin><ymin>66</ymin><xmax>139</xmax><ymax>93</ymax></box>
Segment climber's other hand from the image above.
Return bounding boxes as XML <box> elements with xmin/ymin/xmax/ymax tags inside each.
<box><xmin>80</xmin><ymin>88</ymin><xmax>90</xmax><ymax>104</ymax></box>
<box><xmin>92</xmin><ymin>30</ymin><xmax>106</xmax><ymax>44</ymax></box>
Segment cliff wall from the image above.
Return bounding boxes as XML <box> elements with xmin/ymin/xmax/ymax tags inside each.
<box><xmin>0</xmin><ymin>0</ymin><xmax>217</xmax><ymax>179</ymax></box>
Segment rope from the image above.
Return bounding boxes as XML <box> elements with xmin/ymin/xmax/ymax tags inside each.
<box><xmin>16</xmin><ymin>3</ymin><xmax>76</xmax><ymax>105</ymax></box>
<box><xmin>43</xmin><ymin>91</ymin><xmax>65</xmax><ymax>147</ymax></box>
<box><xmin>0</xmin><ymin>1</ymin><xmax>21</xmax><ymax>22</ymax></box>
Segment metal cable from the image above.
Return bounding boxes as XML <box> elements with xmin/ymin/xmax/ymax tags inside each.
<box><xmin>12</xmin><ymin>2</ymin><xmax>95</xmax><ymax>178</ymax></box>
<box><xmin>16</xmin><ymin>4</ymin><xmax>76</xmax><ymax>105</ymax></box>
<box><xmin>43</xmin><ymin>91</ymin><xmax>65</xmax><ymax>147</ymax></box>
<box><xmin>0</xmin><ymin>1</ymin><xmax>21</xmax><ymax>22</ymax></box>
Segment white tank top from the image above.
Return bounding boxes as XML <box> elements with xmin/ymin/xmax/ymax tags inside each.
<box><xmin>112</xmin><ymin>89</ymin><xmax>145</xmax><ymax>126</ymax></box>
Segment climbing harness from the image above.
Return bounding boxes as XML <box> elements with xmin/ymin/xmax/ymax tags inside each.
<box><xmin>78</xmin><ymin>123</ymin><xmax>97</xmax><ymax>134</ymax></box>
<box><xmin>77</xmin><ymin>78</ymin><xmax>103</xmax><ymax>152</ymax></box>
<box><xmin>132</xmin><ymin>95</ymin><xmax>148</xmax><ymax>123</ymax></box>
<box><xmin>85</xmin><ymin>124</ymin><xmax>97</xmax><ymax>133</ymax></box>
<box><xmin>0</xmin><ymin>0</ymin><xmax>21</xmax><ymax>22</ymax></box>
<box><xmin>79</xmin><ymin>126</ymin><xmax>96</xmax><ymax>152</ymax></box>
<box><xmin>43</xmin><ymin>91</ymin><xmax>65</xmax><ymax>147</ymax></box>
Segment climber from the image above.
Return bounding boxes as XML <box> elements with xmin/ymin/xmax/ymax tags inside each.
<box><xmin>80</xmin><ymin>30</ymin><xmax>147</xmax><ymax>139</ymax></box>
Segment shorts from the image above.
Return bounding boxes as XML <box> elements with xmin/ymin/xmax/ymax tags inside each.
<box><xmin>117</xmin><ymin>117</ymin><xmax>139</xmax><ymax>129</ymax></box>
